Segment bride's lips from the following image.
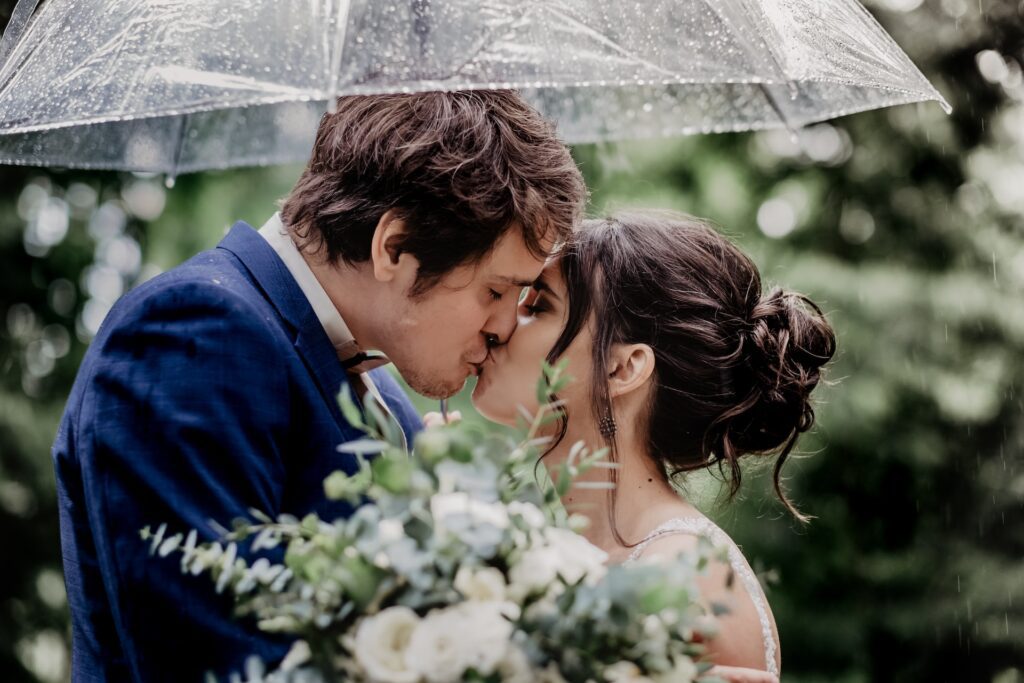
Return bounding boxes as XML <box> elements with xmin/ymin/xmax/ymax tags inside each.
<box><xmin>472</xmin><ymin>349</ymin><xmax>498</xmax><ymax>380</ymax></box>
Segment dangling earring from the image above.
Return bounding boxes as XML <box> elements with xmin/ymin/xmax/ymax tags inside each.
<box><xmin>599</xmin><ymin>411</ymin><xmax>617</xmax><ymax>439</ymax></box>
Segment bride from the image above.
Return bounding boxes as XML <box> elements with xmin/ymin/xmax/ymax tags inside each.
<box><xmin>460</xmin><ymin>211</ymin><xmax>835</xmax><ymax>679</ymax></box>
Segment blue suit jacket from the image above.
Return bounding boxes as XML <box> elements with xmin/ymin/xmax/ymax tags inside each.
<box><xmin>52</xmin><ymin>222</ymin><xmax>423</xmax><ymax>682</ymax></box>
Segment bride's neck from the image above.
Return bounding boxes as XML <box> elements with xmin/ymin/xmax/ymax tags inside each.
<box><xmin>544</xmin><ymin>416</ymin><xmax>695</xmax><ymax>558</ymax></box>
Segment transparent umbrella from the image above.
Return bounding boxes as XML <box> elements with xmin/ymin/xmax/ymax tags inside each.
<box><xmin>0</xmin><ymin>0</ymin><xmax>948</xmax><ymax>177</ymax></box>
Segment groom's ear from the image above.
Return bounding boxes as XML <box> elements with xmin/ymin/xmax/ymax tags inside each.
<box><xmin>607</xmin><ymin>343</ymin><xmax>656</xmax><ymax>399</ymax></box>
<box><xmin>370</xmin><ymin>209</ymin><xmax>416</xmax><ymax>283</ymax></box>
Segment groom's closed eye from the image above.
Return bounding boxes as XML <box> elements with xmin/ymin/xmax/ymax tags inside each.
<box><xmin>489</xmin><ymin>276</ymin><xmax>534</xmax><ymax>303</ymax></box>
<box><xmin>489</xmin><ymin>286</ymin><xmax>529</xmax><ymax>302</ymax></box>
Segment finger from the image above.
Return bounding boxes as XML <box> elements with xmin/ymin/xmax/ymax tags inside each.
<box><xmin>422</xmin><ymin>412</ymin><xmax>445</xmax><ymax>428</ymax></box>
<box><xmin>447</xmin><ymin>410</ymin><xmax>462</xmax><ymax>423</ymax></box>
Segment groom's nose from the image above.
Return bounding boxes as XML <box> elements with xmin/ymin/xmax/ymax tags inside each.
<box><xmin>482</xmin><ymin>300</ymin><xmax>519</xmax><ymax>346</ymax></box>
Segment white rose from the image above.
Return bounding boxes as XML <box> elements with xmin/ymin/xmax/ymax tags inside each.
<box><xmin>452</xmin><ymin>566</ymin><xmax>521</xmax><ymax>618</ymax></box>
<box><xmin>406</xmin><ymin>603</ymin><xmax>512</xmax><ymax>682</ymax></box>
<box><xmin>544</xmin><ymin>527</ymin><xmax>609</xmax><ymax>585</ymax></box>
<box><xmin>507</xmin><ymin>545</ymin><xmax>562</xmax><ymax>600</ymax></box>
<box><xmin>537</xmin><ymin>662</ymin><xmax>569</xmax><ymax>683</ymax></box>
<box><xmin>430</xmin><ymin>493</ymin><xmax>509</xmax><ymax>533</ymax></box>
<box><xmin>651</xmin><ymin>656</ymin><xmax>699</xmax><ymax>683</ymax></box>
<box><xmin>508</xmin><ymin>528</ymin><xmax>609</xmax><ymax>600</ymax></box>
<box><xmin>353</xmin><ymin>607</ymin><xmax>421</xmax><ymax>683</ymax></box>
<box><xmin>379</xmin><ymin>518</ymin><xmax>405</xmax><ymax>543</ymax></box>
<box><xmin>279</xmin><ymin>640</ymin><xmax>311</xmax><ymax>672</ymax></box>
<box><xmin>507</xmin><ymin>501</ymin><xmax>546</xmax><ymax>529</ymax></box>
<box><xmin>440</xmin><ymin>603</ymin><xmax>511</xmax><ymax>676</ymax></box>
<box><xmin>454</xmin><ymin>565</ymin><xmax>507</xmax><ymax>603</ymax></box>
<box><xmin>497</xmin><ymin>644</ymin><xmax>534</xmax><ymax>683</ymax></box>
<box><xmin>605</xmin><ymin>661</ymin><xmax>644</xmax><ymax>681</ymax></box>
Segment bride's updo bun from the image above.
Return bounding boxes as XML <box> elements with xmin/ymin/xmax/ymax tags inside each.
<box><xmin>724</xmin><ymin>289</ymin><xmax>834</xmax><ymax>456</ymax></box>
<box><xmin>548</xmin><ymin>211</ymin><xmax>836</xmax><ymax>519</ymax></box>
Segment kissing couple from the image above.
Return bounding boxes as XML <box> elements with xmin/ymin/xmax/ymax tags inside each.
<box><xmin>54</xmin><ymin>91</ymin><xmax>835</xmax><ymax>683</ymax></box>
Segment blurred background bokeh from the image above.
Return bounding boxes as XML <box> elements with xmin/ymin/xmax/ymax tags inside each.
<box><xmin>1</xmin><ymin>1</ymin><xmax>1022</xmax><ymax>681</ymax></box>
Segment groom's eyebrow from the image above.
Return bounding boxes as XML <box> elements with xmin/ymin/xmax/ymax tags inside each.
<box><xmin>495</xmin><ymin>275</ymin><xmax>535</xmax><ymax>288</ymax></box>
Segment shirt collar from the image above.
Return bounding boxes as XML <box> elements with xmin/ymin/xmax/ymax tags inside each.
<box><xmin>258</xmin><ymin>213</ymin><xmax>387</xmax><ymax>369</ymax></box>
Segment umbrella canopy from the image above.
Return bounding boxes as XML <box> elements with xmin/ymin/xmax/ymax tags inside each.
<box><xmin>0</xmin><ymin>0</ymin><xmax>949</xmax><ymax>176</ymax></box>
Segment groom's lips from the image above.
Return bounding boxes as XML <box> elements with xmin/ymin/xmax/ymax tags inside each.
<box><xmin>469</xmin><ymin>351</ymin><xmax>491</xmax><ymax>376</ymax></box>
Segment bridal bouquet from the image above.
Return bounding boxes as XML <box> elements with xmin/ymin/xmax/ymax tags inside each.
<box><xmin>145</xmin><ymin>363</ymin><xmax>724</xmax><ymax>683</ymax></box>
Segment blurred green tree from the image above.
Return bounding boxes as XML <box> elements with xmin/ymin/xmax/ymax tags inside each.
<box><xmin>573</xmin><ymin>3</ymin><xmax>1024</xmax><ymax>680</ymax></box>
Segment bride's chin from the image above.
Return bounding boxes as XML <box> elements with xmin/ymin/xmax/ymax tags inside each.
<box><xmin>470</xmin><ymin>389</ymin><xmax>516</xmax><ymax>428</ymax></box>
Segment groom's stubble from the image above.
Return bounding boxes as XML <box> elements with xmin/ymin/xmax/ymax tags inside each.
<box><xmin>367</xmin><ymin>227</ymin><xmax>548</xmax><ymax>400</ymax></box>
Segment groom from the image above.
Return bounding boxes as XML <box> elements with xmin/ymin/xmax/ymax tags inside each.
<box><xmin>52</xmin><ymin>91</ymin><xmax>586</xmax><ymax>682</ymax></box>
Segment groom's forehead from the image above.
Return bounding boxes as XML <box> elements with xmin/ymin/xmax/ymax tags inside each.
<box><xmin>478</xmin><ymin>226</ymin><xmax>550</xmax><ymax>280</ymax></box>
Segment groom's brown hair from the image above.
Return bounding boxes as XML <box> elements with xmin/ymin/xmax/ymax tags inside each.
<box><xmin>281</xmin><ymin>91</ymin><xmax>586</xmax><ymax>295</ymax></box>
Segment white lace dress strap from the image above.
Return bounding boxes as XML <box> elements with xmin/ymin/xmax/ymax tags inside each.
<box><xmin>625</xmin><ymin>517</ymin><xmax>779</xmax><ymax>677</ymax></box>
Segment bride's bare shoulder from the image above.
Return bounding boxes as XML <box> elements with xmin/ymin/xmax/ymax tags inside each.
<box><xmin>635</xmin><ymin>521</ymin><xmax>780</xmax><ymax>673</ymax></box>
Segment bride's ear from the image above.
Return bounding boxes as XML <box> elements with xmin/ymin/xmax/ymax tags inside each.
<box><xmin>370</xmin><ymin>209</ymin><xmax>417</xmax><ymax>282</ymax></box>
<box><xmin>607</xmin><ymin>343</ymin><xmax>655</xmax><ymax>398</ymax></box>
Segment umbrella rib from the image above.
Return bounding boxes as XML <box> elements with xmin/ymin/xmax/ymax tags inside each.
<box><xmin>327</xmin><ymin>0</ymin><xmax>351</xmax><ymax>101</ymax></box>
<box><xmin>540</xmin><ymin>5</ymin><xmax>685</xmax><ymax>82</ymax></box>
<box><xmin>757</xmin><ymin>82</ymin><xmax>795</xmax><ymax>133</ymax></box>
<box><xmin>169</xmin><ymin>112</ymin><xmax>189</xmax><ymax>181</ymax></box>
<box><xmin>0</xmin><ymin>0</ymin><xmax>42</xmax><ymax>71</ymax></box>
<box><xmin>441</xmin><ymin>8</ymin><xmax>530</xmax><ymax>83</ymax></box>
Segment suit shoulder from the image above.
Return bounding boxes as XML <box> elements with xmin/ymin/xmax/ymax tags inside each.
<box><xmin>111</xmin><ymin>249</ymin><xmax>267</xmax><ymax>325</ymax></box>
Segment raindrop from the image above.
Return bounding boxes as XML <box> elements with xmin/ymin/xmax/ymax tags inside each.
<box><xmin>6</xmin><ymin>303</ymin><xmax>36</xmax><ymax>339</ymax></box>
<box><xmin>81</xmin><ymin>265</ymin><xmax>124</xmax><ymax>305</ymax></box>
<box><xmin>876</xmin><ymin>0</ymin><xmax>924</xmax><ymax>11</ymax></box>
<box><xmin>25</xmin><ymin>339</ymin><xmax>57</xmax><ymax>377</ymax></box>
<box><xmin>977</xmin><ymin>50</ymin><xmax>1010</xmax><ymax>84</ymax></box>
<box><xmin>757</xmin><ymin>198</ymin><xmax>798</xmax><ymax>239</ymax></box>
<box><xmin>79</xmin><ymin>299</ymin><xmax>113</xmax><ymax>339</ymax></box>
<box><xmin>839</xmin><ymin>203</ymin><xmax>876</xmax><ymax>244</ymax></box>
<box><xmin>30</xmin><ymin>197</ymin><xmax>70</xmax><ymax>247</ymax></box>
<box><xmin>941</xmin><ymin>0</ymin><xmax>969</xmax><ymax>18</ymax></box>
<box><xmin>16</xmin><ymin>182</ymin><xmax>49</xmax><ymax>221</ymax></box>
<box><xmin>42</xmin><ymin>324</ymin><xmax>71</xmax><ymax>359</ymax></box>
<box><xmin>14</xmin><ymin>629</ymin><xmax>66</xmax><ymax>683</ymax></box>
<box><xmin>66</xmin><ymin>183</ymin><xmax>98</xmax><ymax>218</ymax></box>
<box><xmin>0</xmin><ymin>480</ymin><xmax>35</xmax><ymax>517</ymax></box>
<box><xmin>121</xmin><ymin>181</ymin><xmax>166</xmax><ymax>220</ymax></box>
<box><xmin>88</xmin><ymin>202</ymin><xmax>127</xmax><ymax>241</ymax></box>
<box><xmin>35</xmin><ymin>570</ymin><xmax>67</xmax><ymax>610</ymax></box>
<box><xmin>99</xmin><ymin>236</ymin><xmax>143</xmax><ymax>277</ymax></box>
<box><xmin>799</xmin><ymin>124</ymin><xmax>852</xmax><ymax>166</ymax></box>
<box><xmin>48</xmin><ymin>279</ymin><xmax>77</xmax><ymax>317</ymax></box>
<box><xmin>136</xmin><ymin>263</ymin><xmax>164</xmax><ymax>285</ymax></box>
<box><xmin>755</xmin><ymin>129</ymin><xmax>801</xmax><ymax>159</ymax></box>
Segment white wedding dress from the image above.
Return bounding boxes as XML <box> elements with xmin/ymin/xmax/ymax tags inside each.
<box><xmin>625</xmin><ymin>516</ymin><xmax>780</xmax><ymax>677</ymax></box>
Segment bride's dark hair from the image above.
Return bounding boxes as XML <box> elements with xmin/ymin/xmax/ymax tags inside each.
<box><xmin>545</xmin><ymin>211</ymin><xmax>836</xmax><ymax>525</ymax></box>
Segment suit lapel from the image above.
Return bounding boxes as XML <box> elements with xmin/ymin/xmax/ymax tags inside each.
<box><xmin>217</xmin><ymin>222</ymin><xmax>354</xmax><ymax>436</ymax></box>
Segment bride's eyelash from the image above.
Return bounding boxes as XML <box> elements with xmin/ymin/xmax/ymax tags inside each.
<box><xmin>488</xmin><ymin>289</ymin><xmax>503</xmax><ymax>301</ymax></box>
<box><xmin>523</xmin><ymin>298</ymin><xmax>547</xmax><ymax>315</ymax></box>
